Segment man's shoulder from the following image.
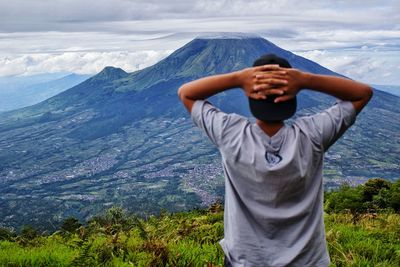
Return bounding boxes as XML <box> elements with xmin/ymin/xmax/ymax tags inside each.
<box><xmin>190</xmin><ymin>99</ymin><xmax>251</xmax><ymax>147</ymax></box>
<box><xmin>192</xmin><ymin>99</ymin><xmax>250</xmax><ymax>122</ymax></box>
<box><xmin>291</xmin><ymin>101</ymin><xmax>357</xmax><ymax>150</ymax></box>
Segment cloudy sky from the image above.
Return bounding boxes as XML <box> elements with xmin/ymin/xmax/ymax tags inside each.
<box><xmin>0</xmin><ymin>0</ymin><xmax>399</xmax><ymax>85</ymax></box>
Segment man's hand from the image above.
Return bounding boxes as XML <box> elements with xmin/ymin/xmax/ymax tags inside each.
<box><xmin>178</xmin><ymin>66</ymin><xmax>287</xmax><ymax>113</ymax></box>
<box><xmin>254</xmin><ymin>66</ymin><xmax>373</xmax><ymax>113</ymax></box>
<box><xmin>253</xmin><ymin>67</ymin><xmax>305</xmax><ymax>103</ymax></box>
<box><xmin>239</xmin><ymin>65</ymin><xmax>288</xmax><ymax>100</ymax></box>
<box><xmin>178</xmin><ymin>65</ymin><xmax>304</xmax><ymax>113</ymax></box>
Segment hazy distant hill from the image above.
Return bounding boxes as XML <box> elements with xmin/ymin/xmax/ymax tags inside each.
<box><xmin>0</xmin><ymin>34</ymin><xmax>399</xmax><ymax>231</ymax></box>
<box><xmin>0</xmin><ymin>73</ymin><xmax>68</xmax><ymax>89</ymax></box>
<box><xmin>373</xmin><ymin>84</ymin><xmax>400</xmax><ymax>97</ymax></box>
<box><xmin>0</xmin><ymin>73</ymin><xmax>91</xmax><ymax>112</ymax></box>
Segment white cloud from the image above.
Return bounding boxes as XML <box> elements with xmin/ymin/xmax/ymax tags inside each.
<box><xmin>0</xmin><ymin>1</ymin><xmax>399</xmax><ymax>84</ymax></box>
<box><xmin>0</xmin><ymin>50</ymin><xmax>173</xmax><ymax>76</ymax></box>
<box><xmin>295</xmin><ymin>49</ymin><xmax>400</xmax><ymax>85</ymax></box>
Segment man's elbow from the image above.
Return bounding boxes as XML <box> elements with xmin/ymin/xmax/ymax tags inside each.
<box><xmin>177</xmin><ymin>85</ymin><xmax>186</xmax><ymax>102</ymax></box>
<box><xmin>366</xmin><ymin>86</ymin><xmax>373</xmax><ymax>101</ymax></box>
<box><xmin>362</xmin><ymin>85</ymin><xmax>373</xmax><ymax>104</ymax></box>
<box><xmin>178</xmin><ymin>85</ymin><xmax>195</xmax><ymax>112</ymax></box>
<box><xmin>352</xmin><ymin>85</ymin><xmax>373</xmax><ymax>114</ymax></box>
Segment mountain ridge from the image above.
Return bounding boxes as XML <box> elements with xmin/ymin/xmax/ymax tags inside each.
<box><xmin>0</xmin><ymin>36</ymin><xmax>347</xmax><ymax>125</ymax></box>
<box><xmin>93</xmin><ymin>66</ymin><xmax>128</xmax><ymax>82</ymax></box>
<box><xmin>1</xmin><ymin>36</ymin><xmax>394</xmax><ymax>122</ymax></box>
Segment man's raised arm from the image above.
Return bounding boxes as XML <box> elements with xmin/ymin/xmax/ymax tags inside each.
<box><xmin>178</xmin><ymin>65</ymin><xmax>288</xmax><ymax>113</ymax></box>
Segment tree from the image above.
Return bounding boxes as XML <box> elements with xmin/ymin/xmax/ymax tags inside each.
<box><xmin>389</xmin><ymin>179</ymin><xmax>400</xmax><ymax>212</ymax></box>
<box><xmin>325</xmin><ymin>184</ymin><xmax>365</xmax><ymax>223</ymax></box>
<box><xmin>363</xmin><ymin>178</ymin><xmax>391</xmax><ymax>202</ymax></box>
<box><xmin>372</xmin><ymin>188</ymin><xmax>391</xmax><ymax>209</ymax></box>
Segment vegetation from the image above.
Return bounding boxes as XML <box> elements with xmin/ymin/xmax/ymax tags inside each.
<box><xmin>0</xmin><ymin>179</ymin><xmax>399</xmax><ymax>266</ymax></box>
<box><xmin>325</xmin><ymin>178</ymin><xmax>400</xmax><ymax>223</ymax></box>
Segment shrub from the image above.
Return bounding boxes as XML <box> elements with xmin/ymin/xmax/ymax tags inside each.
<box><xmin>61</xmin><ymin>217</ymin><xmax>82</xmax><ymax>235</ymax></box>
<box><xmin>0</xmin><ymin>227</ymin><xmax>16</xmax><ymax>241</ymax></box>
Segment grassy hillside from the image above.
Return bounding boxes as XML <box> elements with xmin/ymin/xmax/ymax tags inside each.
<box><xmin>0</xmin><ymin>207</ymin><xmax>399</xmax><ymax>266</ymax></box>
<box><xmin>1</xmin><ymin>178</ymin><xmax>399</xmax><ymax>266</ymax></box>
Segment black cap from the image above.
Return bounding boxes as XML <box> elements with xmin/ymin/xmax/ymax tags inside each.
<box><xmin>249</xmin><ymin>54</ymin><xmax>297</xmax><ymax>122</ymax></box>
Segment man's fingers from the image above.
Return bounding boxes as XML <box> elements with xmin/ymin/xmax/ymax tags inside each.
<box><xmin>264</xmin><ymin>89</ymin><xmax>285</xmax><ymax>95</ymax></box>
<box><xmin>249</xmin><ymin>92</ymin><xmax>267</xmax><ymax>100</ymax></box>
<box><xmin>255</xmin><ymin>64</ymin><xmax>282</xmax><ymax>72</ymax></box>
<box><xmin>249</xmin><ymin>89</ymin><xmax>286</xmax><ymax>99</ymax></box>
<box><xmin>254</xmin><ymin>78</ymin><xmax>288</xmax><ymax>87</ymax></box>
<box><xmin>254</xmin><ymin>70</ymin><xmax>287</xmax><ymax>78</ymax></box>
<box><xmin>254</xmin><ymin>80</ymin><xmax>287</xmax><ymax>91</ymax></box>
<box><xmin>274</xmin><ymin>94</ymin><xmax>295</xmax><ymax>103</ymax></box>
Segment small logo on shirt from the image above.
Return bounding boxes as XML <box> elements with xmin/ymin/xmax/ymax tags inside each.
<box><xmin>265</xmin><ymin>151</ymin><xmax>282</xmax><ymax>166</ymax></box>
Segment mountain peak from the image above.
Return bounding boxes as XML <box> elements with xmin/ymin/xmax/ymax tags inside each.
<box><xmin>195</xmin><ymin>32</ymin><xmax>261</xmax><ymax>40</ymax></box>
<box><xmin>94</xmin><ymin>66</ymin><xmax>128</xmax><ymax>81</ymax></box>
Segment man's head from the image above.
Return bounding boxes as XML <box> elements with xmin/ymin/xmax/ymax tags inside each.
<box><xmin>249</xmin><ymin>54</ymin><xmax>297</xmax><ymax>122</ymax></box>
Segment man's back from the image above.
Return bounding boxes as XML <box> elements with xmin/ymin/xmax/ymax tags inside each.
<box><xmin>178</xmin><ymin>56</ymin><xmax>372</xmax><ymax>266</ymax></box>
<box><xmin>191</xmin><ymin>100</ymin><xmax>356</xmax><ymax>266</ymax></box>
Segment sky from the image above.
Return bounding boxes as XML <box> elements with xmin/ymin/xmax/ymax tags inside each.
<box><xmin>0</xmin><ymin>0</ymin><xmax>399</xmax><ymax>85</ymax></box>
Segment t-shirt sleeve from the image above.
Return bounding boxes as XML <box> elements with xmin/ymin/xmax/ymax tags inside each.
<box><xmin>296</xmin><ymin>100</ymin><xmax>357</xmax><ymax>151</ymax></box>
<box><xmin>190</xmin><ymin>100</ymin><xmax>245</xmax><ymax>148</ymax></box>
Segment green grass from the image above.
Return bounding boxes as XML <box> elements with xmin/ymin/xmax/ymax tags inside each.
<box><xmin>0</xmin><ymin>210</ymin><xmax>399</xmax><ymax>267</ymax></box>
<box><xmin>325</xmin><ymin>213</ymin><xmax>400</xmax><ymax>267</ymax></box>
<box><xmin>0</xmin><ymin>235</ymin><xmax>77</xmax><ymax>266</ymax></box>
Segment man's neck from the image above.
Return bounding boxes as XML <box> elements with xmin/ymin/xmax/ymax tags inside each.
<box><xmin>256</xmin><ymin>119</ymin><xmax>285</xmax><ymax>137</ymax></box>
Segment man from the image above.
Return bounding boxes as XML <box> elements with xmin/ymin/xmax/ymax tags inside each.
<box><xmin>177</xmin><ymin>54</ymin><xmax>372</xmax><ymax>267</ymax></box>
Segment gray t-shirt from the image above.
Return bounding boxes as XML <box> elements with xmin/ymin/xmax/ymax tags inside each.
<box><xmin>191</xmin><ymin>99</ymin><xmax>356</xmax><ymax>267</ymax></box>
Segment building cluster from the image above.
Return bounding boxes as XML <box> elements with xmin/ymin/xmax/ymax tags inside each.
<box><xmin>182</xmin><ymin>163</ymin><xmax>223</xmax><ymax>206</ymax></box>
